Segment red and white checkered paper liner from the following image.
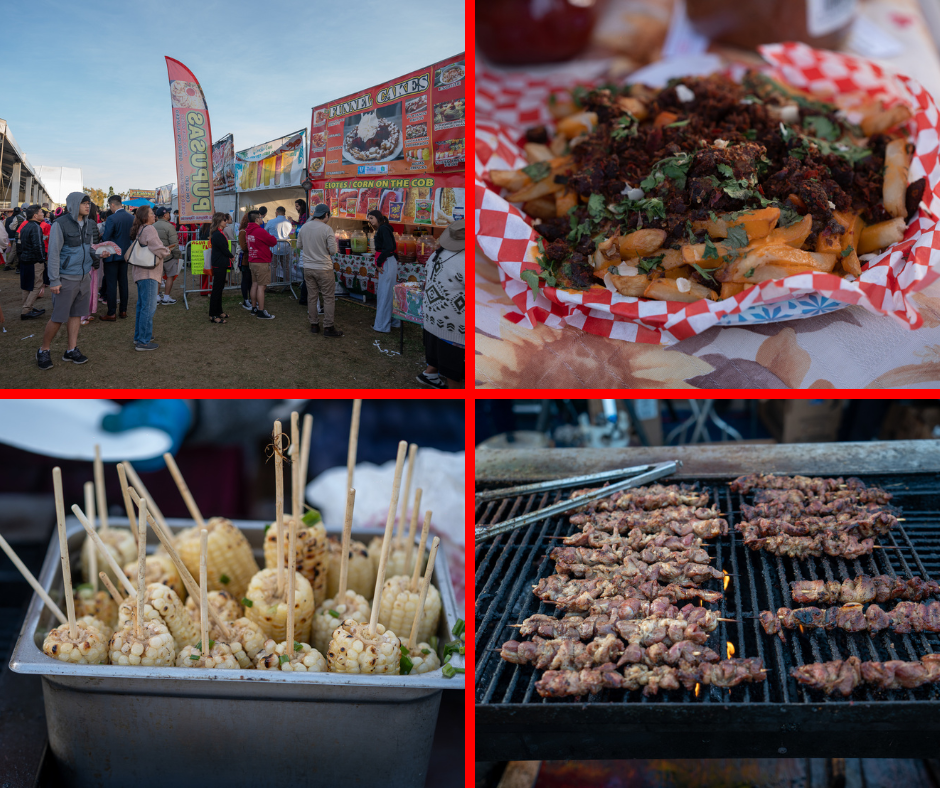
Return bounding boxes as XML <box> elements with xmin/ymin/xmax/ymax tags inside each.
<box><xmin>475</xmin><ymin>43</ymin><xmax>940</xmax><ymax>345</ymax></box>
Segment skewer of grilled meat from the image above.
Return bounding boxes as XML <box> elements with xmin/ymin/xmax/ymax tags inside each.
<box><xmin>561</xmin><ymin>527</ymin><xmax>707</xmax><ymax>552</ymax></box>
<box><xmin>739</xmin><ymin>526</ymin><xmax>875</xmax><ymax>559</ymax></box>
<box><xmin>570</xmin><ymin>505</ymin><xmax>720</xmax><ymax>529</ymax></box>
<box><xmin>730</xmin><ymin>474</ymin><xmax>870</xmax><ymax>495</ymax></box>
<box><xmin>759</xmin><ymin>601</ymin><xmax>940</xmax><ymax>638</ymax></box>
<box><xmin>535</xmin><ymin>658</ymin><xmax>767</xmax><ymax>697</ymax></box>
<box><xmin>550</xmin><ymin>544</ymin><xmax>712</xmax><ymax>568</ymax></box>
<box><xmin>572</xmin><ymin>484</ymin><xmax>710</xmax><ymax>512</ymax></box>
<box><xmin>791</xmin><ymin>576</ymin><xmax>940</xmax><ymax>605</ymax></box>
<box><xmin>737</xmin><ymin>513</ymin><xmax>897</xmax><ymax>540</ymax></box>
<box><xmin>516</xmin><ymin>603</ymin><xmax>722</xmax><ymax>641</ymax></box>
<box><xmin>753</xmin><ymin>488</ymin><xmax>893</xmax><ymax>506</ymax></box>
<box><xmin>791</xmin><ymin>654</ymin><xmax>940</xmax><ymax>696</ymax></box>
<box><xmin>535</xmin><ymin>576</ymin><xmax>723</xmax><ymax>612</ymax></box>
<box><xmin>500</xmin><ymin>634</ymin><xmax>624</xmax><ymax>670</ymax></box>
<box><xmin>741</xmin><ymin>500</ymin><xmax>894</xmax><ymax>521</ymax></box>
<box><xmin>554</xmin><ymin>557</ymin><xmax>724</xmax><ymax>585</ymax></box>
<box><xmin>571</xmin><ymin>510</ymin><xmax>728</xmax><ymax>538</ymax></box>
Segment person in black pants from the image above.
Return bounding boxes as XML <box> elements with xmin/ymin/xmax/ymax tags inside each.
<box><xmin>101</xmin><ymin>195</ymin><xmax>133</xmax><ymax>320</ymax></box>
<box><xmin>208</xmin><ymin>212</ymin><xmax>234</xmax><ymax>323</ymax></box>
<box><xmin>237</xmin><ymin>212</ymin><xmax>253</xmax><ymax>310</ymax></box>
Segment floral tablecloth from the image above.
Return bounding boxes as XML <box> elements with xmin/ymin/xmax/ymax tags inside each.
<box><xmin>394</xmin><ymin>282</ymin><xmax>424</xmax><ymax>324</ymax></box>
<box><xmin>332</xmin><ymin>253</ymin><xmax>425</xmax><ymax>295</ymax></box>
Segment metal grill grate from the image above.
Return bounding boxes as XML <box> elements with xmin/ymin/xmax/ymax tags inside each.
<box><xmin>475</xmin><ymin>471</ymin><xmax>940</xmax><ymax>759</ymax></box>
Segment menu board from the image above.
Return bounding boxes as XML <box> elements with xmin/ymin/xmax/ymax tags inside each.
<box><xmin>235</xmin><ymin>129</ymin><xmax>306</xmax><ymax>192</ymax></box>
<box><xmin>310</xmin><ymin>52</ymin><xmax>464</xmax><ymax>178</ymax></box>
<box><xmin>126</xmin><ymin>189</ymin><xmax>154</xmax><ymax>200</ymax></box>
<box><xmin>319</xmin><ymin>174</ymin><xmax>463</xmax><ymax>226</ymax></box>
<box><xmin>212</xmin><ymin>133</ymin><xmax>236</xmax><ymax>191</ymax></box>
<box><xmin>155</xmin><ymin>183</ymin><xmax>174</xmax><ymax>205</ymax></box>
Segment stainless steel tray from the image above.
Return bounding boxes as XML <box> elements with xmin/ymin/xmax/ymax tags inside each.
<box><xmin>10</xmin><ymin>516</ymin><xmax>465</xmax><ymax>788</ymax></box>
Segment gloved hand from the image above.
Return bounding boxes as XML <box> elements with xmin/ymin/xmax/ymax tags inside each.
<box><xmin>101</xmin><ymin>400</ymin><xmax>193</xmax><ymax>472</ymax></box>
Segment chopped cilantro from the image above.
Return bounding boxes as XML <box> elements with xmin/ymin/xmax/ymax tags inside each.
<box><xmin>587</xmin><ymin>193</ymin><xmax>609</xmax><ymax>223</ymax></box>
<box><xmin>726</xmin><ymin>224</ymin><xmax>749</xmax><ymax>249</ymax></box>
<box><xmin>841</xmin><ymin>245</ymin><xmax>854</xmax><ymax>257</ymax></box>
<box><xmin>703</xmin><ymin>238</ymin><xmax>719</xmax><ymax>260</ymax></box>
<box><xmin>520</xmin><ymin>269</ymin><xmax>542</xmax><ymax>299</ymax></box>
<box><xmin>745</xmin><ymin>267</ymin><xmax>755</xmax><ymax>278</ymax></box>
<box><xmin>521</xmin><ymin>161</ymin><xmax>551</xmax><ymax>182</ymax></box>
<box><xmin>665</xmin><ymin>119</ymin><xmax>690</xmax><ymax>128</ymax></box>
<box><xmin>611</xmin><ymin>114</ymin><xmax>638</xmax><ymax>140</ymax></box>
<box><xmin>723</xmin><ymin>179</ymin><xmax>754</xmax><ymax>201</ymax></box>
<box><xmin>219</xmin><ymin>574</ymin><xmax>230</xmax><ymax>585</ymax></box>
<box><xmin>241</xmin><ymin>597</ymin><xmax>253</xmax><ymax>608</ymax></box>
<box><xmin>571</xmin><ymin>86</ymin><xmax>588</xmax><ymax>108</ymax></box>
<box><xmin>613</xmin><ymin>197</ymin><xmax>665</xmax><ymax>225</ymax></box>
<box><xmin>778</xmin><ymin>203</ymin><xmax>802</xmax><ymax>228</ymax></box>
<box><xmin>804</xmin><ymin>115</ymin><xmax>839</xmax><ymax>142</ymax></box>
<box><xmin>641</xmin><ymin>151</ymin><xmax>693</xmax><ymax>192</ymax></box>
<box><xmin>717</xmin><ymin>163</ymin><xmax>734</xmax><ymax>178</ymax></box>
<box><xmin>567</xmin><ymin>219</ymin><xmax>591</xmax><ymax>245</ymax></box>
<box><xmin>685</xmin><ymin>220</ymin><xmax>697</xmax><ymax>245</ymax></box>
<box><xmin>692</xmin><ymin>263</ymin><xmax>716</xmax><ymax>282</ymax></box>
<box><xmin>744</xmin><ymin>129</ymin><xmax>757</xmax><ymax>140</ymax></box>
<box><xmin>637</xmin><ymin>254</ymin><xmax>665</xmax><ymax>274</ymax></box>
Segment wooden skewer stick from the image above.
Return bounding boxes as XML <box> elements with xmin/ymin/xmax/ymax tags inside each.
<box><xmin>407</xmin><ymin>536</ymin><xmax>440</xmax><ymax>651</ymax></box>
<box><xmin>0</xmin><ymin>531</ymin><xmax>67</xmax><ymax>626</ymax></box>
<box><xmin>115</xmin><ymin>463</ymin><xmax>138</xmax><ymax>534</ymax></box>
<box><xmin>717</xmin><ymin>618</ymin><xmax>737</xmax><ymax>623</ymax></box>
<box><xmin>299</xmin><ymin>413</ymin><xmax>313</xmax><ymax>520</ymax></box>
<box><xmin>291</xmin><ymin>412</ymin><xmax>301</xmax><ymax>522</ymax></box>
<box><xmin>84</xmin><ymin>481</ymin><xmax>98</xmax><ymax>592</ymax></box>
<box><xmin>53</xmin><ymin>468</ymin><xmax>79</xmax><ymax>640</ymax></box>
<box><xmin>410</xmin><ymin>511</ymin><xmax>432</xmax><ymax>594</ymax></box>
<box><xmin>337</xmin><ymin>488</ymin><xmax>356</xmax><ymax>602</ymax></box>
<box><xmin>287</xmin><ymin>509</ymin><xmax>297</xmax><ymax>658</ymax></box>
<box><xmin>122</xmin><ymin>461</ymin><xmax>170</xmax><ymax>529</ymax></box>
<box><xmin>126</xmin><ymin>486</ymin><xmax>232</xmax><ymax>639</ymax></box>
<box><xmin>274</xmin><ymin>420</ymin><xmax>285</xmax><ymax>596</ymax></box>
<box><xmin>164</xmin><ymin>453</ymin><xmax>206</xmax><ymax>530</ymax></box>
<box><xmin>396</xmin><ymin>444</ymin><xmax>418</xmax><ymax>548</ymax></box>
<box><xmin>200</xmin><ymin>529</ymin><xmax>209</xmax><ymax>659</ymax></box>
<box><xmin>73</xmin><ymin>504</ymin><xmax>136</xmax><ymax>597</ymax></box>
<box><xmin>369</xmin><ymin>440</ymin><xmax>408</xmax><ymax>637</ymax></box>
<box><xmin>404</xmin><ymin>488</ymin><xmax>423</xmax><ymax>575</ymax></box>
<box><xmin>99</xmin><ymin>572</ymin><xmax>123</xmax><ymax>606</ymax></box>
<box><xmin>94</xmin><ymin>444</ymin><xmax>109</xmax><ymax>533</ymax></box>
<box><xmin>136</xmin><ymin>497</ymin><xmax>148</xmax><ymax>640</ymax></box>
<box><xmin>346</xmin><ymin>400</ymin><xmax>362</xmax><ymax>493</ymax></box>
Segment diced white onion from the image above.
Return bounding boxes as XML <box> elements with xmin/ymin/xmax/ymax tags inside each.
<box><xmin>618</xmin><ymin>264</ymin><xmax>639</xmax><ymax>276</ymax></box>
<box><xmin>676</xmin><ymin>277</ymin><xmax>692</xmax><ymax>293</ymax></box>
<box><xmin>675</xmin><ymin>84</ymin><xmax>695</xmax><ymax>103</ymax></box>
<box><xmin>779</xmin><ymin>104</ymin><xmax>800</xmax><ymax>123</ymax></box>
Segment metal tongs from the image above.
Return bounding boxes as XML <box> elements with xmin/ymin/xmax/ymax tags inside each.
<box><xmin>475</xmin><ymin>460</ymin><xmax>680</xmax><ymax>543</ymax></box>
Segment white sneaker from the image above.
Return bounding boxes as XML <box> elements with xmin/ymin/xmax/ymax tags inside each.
<box><xmin>163</xmin><ymin>295</ymin><xmax>177</xmax><ymax>304</ymax></box>
<box><xmin>241</xmin><ymin>299</ymin><xmax>253</xmax><ymax>311</ymax></box>
<box><xmin>157</xmin><ymin>294</ymin><xmax>166</xmax><ymax>304</ymax></box>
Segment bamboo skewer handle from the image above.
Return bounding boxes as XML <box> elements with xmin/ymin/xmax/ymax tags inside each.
<box><xmin>73</xmin><ymin>505</ymin><xmax>137</xmax><ymax>597</ymax></box>
<box><xmin>274</xmin><ymin>420</ymin><xmax>285</xmax><ymax>596</ymax></box>
<box><xmin>405</xmin><ymin>488</ymin><xmax>423</xmax><ymax>574</ymax></box>
<box><xmin>200</xmin><ymin>529</ymin><xmax>209</xmax><ymax>658</ymax></box>
<box><xmin>164</xmin><ymin>453</ymin><xmax>206</xmax><ymax>530</ymax></box>
<box><xmin>136</xmin><ymin>498</ymin><xmax>148</xmax><ymax>640</ymax></box>
<box><xmin>94</xmin><ymin>444</ymin><xmax>109</xmax><ymax>532</ymax></box>
<box><xmin>0</xmin><ymin>531</ymin><xmax>67</xmax><ymax>626</ymax></box>
<box><xmin>396</xmin><ymin>444</ymin><xmax>418</xmax><ymax>547</ymax></box>
<box><xmin>84</xmin><ymin>482</ymin><xmax>97</xmax><ymax>592</ymax></box>
<box><xmin>291</xmin><ymin>412</ymin><xmax>301</xmax><ymax>522</ymax></box>
<box><xmin>407</xmin><ymin>536</ymin><xmax>439</xmax><ymax>650</ymax></box>
<box><xmin>53</xmin><ymin>468</ymin><xmax>78</xmax><ymax>640</ymax></box>
<box><xmin>299</xmin><ymin>413</ymin><xmax>313</xmax><ymax>520</ymax></box>
<box><xmin>369</xmin><ymin>440</ymin><xmax>408</xmax><ymax>637</ymax></box>
<box><xmin>287</xmin><ymin>515</ymin><xmax>296</xmax><ymax>657</ymax></box>
<box><xmin>346</xmin><ymin>400</ymin><xmax>362</xmax><ymax>493</ymax></box>
<box><xmin>410</xmin><ymin>511</ymin><xmax>432</xmax><ymax>593</ymax></box>
<box><xmin>337</xmin><ymin>488</ymin><xmax>356</xmax><ymax>601</ymax></box>
<box><xmin>116</xmin><ymin>463</ymin><xmax>138</xmax><ymax>534</ymax></box>
<box><xmin>99</xmin><ymin>572</ymin><xmax>124</xmax><ymax>605</ymax></box>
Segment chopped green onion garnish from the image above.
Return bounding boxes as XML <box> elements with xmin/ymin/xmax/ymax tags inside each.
<box><xmin>294</xmin><ymin>642</ymin><xmax>303</xmax><ymax>651</ymax></box>
<box><xmin>279</xmin><ymin>654</ymin><xmax>289</xmax><ymax>665</ymax></box>
<box><xmin>75</xmin><ymin>583</ymin><xmax>94</xmax><ymax>593</ymax></box>
<box><xmin>442</xmin><ymin>664</ymin><xmax>464</xmax><ymax>678</ymax></box>
<box><xmin>302</xmin><ymin>508</ymin><xmax>322</xmax><ymax>526</ymax></box>
<box><xmin>400</xmin><ymin>654</ymin><xmax>414</xmax><ymax>674</ymax></box>
<box><xmin>328</xmin><ymin>609</ymin><xmax>340</xmax><ymax>618</ymax></box>
<box><xmin>452</xmin><ymin>619</ymin><xmax>464</xmax><ymax>637</ymax></box>
<box><xmin>443</xmin><ymin>642</ymin><xmax>461</xmax><ymax>661</ymax></box>
<box><xmin>421</xmin><ymin>649</ymin><xmax>430</xmax><ymax>655</ymax></box>
<box><xmin>189</xmin><ymin>654</ymin><xmax>200</xmax><ymax>661</ymax></box>
<box><xmin>400</xmin><ymin>645</ymin><xmax>408</xmax><ymax>655</ymax></box>
<box><xmin>219</xmin><ymin>574</ymin><xmax>230</xmax><ymax>585</ymax></box>
<box><xmin>429</xmin><ymin>635</ymin><xmax>439</xmax><ymax>653</ymax></box>
<box><xmin>242</xmin><ymin>597</ymin><xmax>253</xmax><ymax>608</ymax></box>
<box><xmin>264</xmin><ymin>524</ymin><xmax>271</xmax><ymax>534</ymax></box>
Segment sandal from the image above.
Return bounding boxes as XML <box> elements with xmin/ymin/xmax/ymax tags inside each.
<box><xmin>209</xmin><ymin>316</ymin><xmax>227</xmax><ymax>324</ymax></box>
<box><xmin>219</xmin><ymin>313</ymin><xmax>230</xmax><ymax>319</ymax></box>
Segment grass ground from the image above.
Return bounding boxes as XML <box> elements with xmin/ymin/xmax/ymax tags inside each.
<box><xmin>0</xmin><ymin>267</ymin><xmax>429</xmax><ymax>388</ymax></box>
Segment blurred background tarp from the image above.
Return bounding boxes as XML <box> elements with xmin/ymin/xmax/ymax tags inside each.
<box><xmin>476</xmin><ymin>398</ymin><xmax>940</xmax><ymax>448</ymax></box>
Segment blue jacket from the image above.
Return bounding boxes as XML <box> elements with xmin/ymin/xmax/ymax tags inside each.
<box><xmin>102</xmin><ymin>207</ymin><xmax>134</xmax><ymax>259</ymax></box>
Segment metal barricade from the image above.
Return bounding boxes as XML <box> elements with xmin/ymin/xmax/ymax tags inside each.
<box><xmin>181</xmin><ymin>239</ymin><xmax>297</xmax><ymax>309</ymax></box>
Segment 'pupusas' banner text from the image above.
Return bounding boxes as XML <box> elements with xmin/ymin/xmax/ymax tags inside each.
<box><xmin>165</xmin><ymin>56</ymin><xmax>214</xmax><ymax>223</ymax></box>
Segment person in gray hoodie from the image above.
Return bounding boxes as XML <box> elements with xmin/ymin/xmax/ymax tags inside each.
<box><xmin>36</xmin><ymin>192</ymin><xmax>111</xmax><ymax>370</ymax></box>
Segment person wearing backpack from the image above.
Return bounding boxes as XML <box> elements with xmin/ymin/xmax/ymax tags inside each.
<box><xmin>18</xmin><ymin>206</ymin><xmax>47</xmax><ymax>320</ymax></box>
<box><xmin>36</xmin><ymin>193</ymin><xmax>111</xmax><ymax>369</ymax></box>
<box><xmin>4</xmin><ymin>207</ymin><xmax>24</xmax><ymax>270</ymax></box>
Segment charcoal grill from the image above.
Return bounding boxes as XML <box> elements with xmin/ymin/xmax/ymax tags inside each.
<box><xmin>475</xmin><ymin>440</ymin><xmax>940</xmax><ymax>760</ymax></box>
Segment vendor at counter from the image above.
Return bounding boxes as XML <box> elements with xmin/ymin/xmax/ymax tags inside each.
<box><xmin>369</xmin><ymin>209</ymin><xmax>400</xmax><ymax>334</ymax></box>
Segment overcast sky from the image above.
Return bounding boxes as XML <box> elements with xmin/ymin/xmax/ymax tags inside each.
<box><xmin>3</xmin><ymin>0</ymin><xmax>463</xmax><ymax>194</ymax></box>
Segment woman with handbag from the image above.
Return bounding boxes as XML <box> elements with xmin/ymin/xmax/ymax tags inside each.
<box><xmin>208</xmin><ymin>212</ymin><xmax>234</xmax><ymax>323</ymax></box>
<box><xmin>127</xmin><ymin>206</ymin><xmax>169</xmax><ymax>351</ymax></box>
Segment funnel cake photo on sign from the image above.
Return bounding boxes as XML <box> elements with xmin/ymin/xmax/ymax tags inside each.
<box><xmin>169</xmin><ymin>80</ymin><xmax>207</xmax><ymax>110</ymax></box>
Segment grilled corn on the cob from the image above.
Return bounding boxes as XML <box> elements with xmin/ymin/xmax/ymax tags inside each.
<box><xmin>81</xmin><ymin>527</ymin><xmax>136</xmax><ymax>586</ymax></box>
<box><xmin>118</xmin><ymin>598</ymin><xmax>166</xmax><ymax>629</ymax></box>
<box><xmin>177</xmin><ymin>517</ymin><xmax>258</xmax><ymax>599</ymax></box>
<box><xmin>73</xmin><ymin>586</ymin><xmax>118</xmax><ymax>630</ymax></box>
<box><xmin>327</xmin><ymin>620</ymin><xmax>401</xmax><ymax>674</ymax></box>
<box><xmin>144</xmin><ymin>583</ymin><xmax>199</xmax><ymax>649</ymax></box>
<box><xmin>377</xmin><ymin>575</ymin><xmax>441</xmax><ymax>645</ymax></box>
<box><xmin>123</xmin><ymin>555</ymin><xmax>185</xmax><ymax>600</ymax></box>
<box><xmin>263</xmin><ymin>519</ymin><xmax>327</xmax><ymax>603</ymax></box>
<box><xmin>186</xmin><ymin>590</ymin><xmax>242</xmax><ymax>624</ymax></box>
<box><xmin>311</xmin><ymin>590</ymin><xmax>371</xmax><ymax>655</ymax></box>
<box><xmin>243</xmin><ymin>568</ymin><xmax>315</xmax><ymax>644</ymax></box>
<box><xmin>210</xmin><ymin>616</ymin><xmax>266</xmax><ymax>669</ymax></box>
<box><xmin>403</xmin><ymin>642</ymin><xmax>441</xmax><ymax>675</ymax></box>
<box><xmin>176</xmin><ymin>640</ymin><xmax>240</xmax><ymax>669</ymax></box>
<box><xmin>109</xmin><ymin>617</ymin><xmax>177</xmax><ymax>667</ymax></box>
<box><xmin>76</xmin><ymin>614</ymin><xmax>113</xmax><ymax>645</ymax></box>
<box><xmin>326</xmin><ymin>537</ymin><xmax>375</xmax><ymax>601</ymax></box>
<box><xmin>255</xmin><ymin>638</ymin><xmax>327</xmax><ymax>672</ymax></box>
<box><xmin>43</xmin><ymin>620</ymin><xmax>109</xmax><ymax>664</ymax></box>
